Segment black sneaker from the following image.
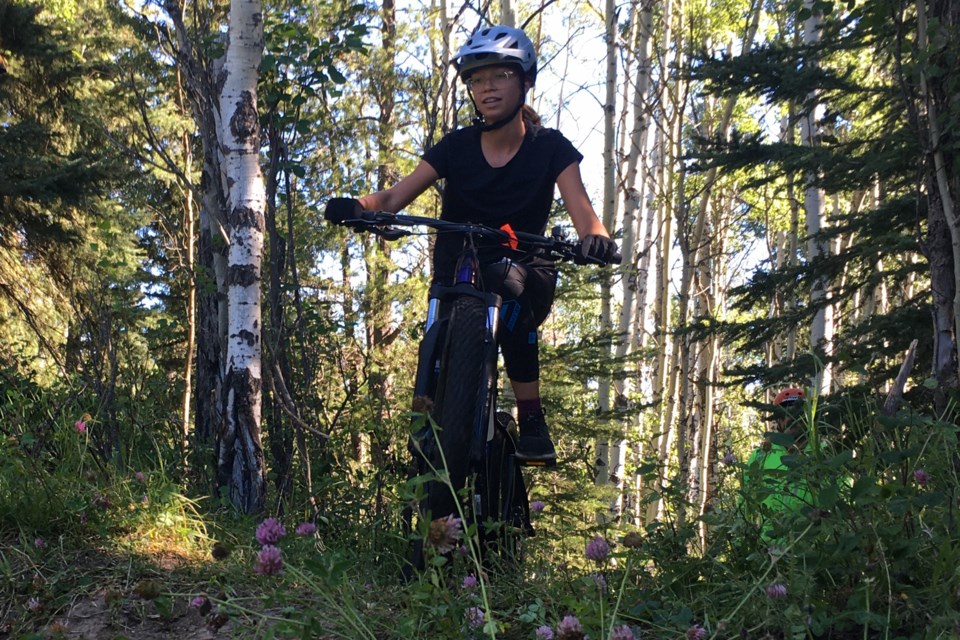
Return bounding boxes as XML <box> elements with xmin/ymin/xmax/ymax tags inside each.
<box><xmin>516</xmin><ymin>411</ymin><xmax>557</xmax><ymax>465</ymax></box>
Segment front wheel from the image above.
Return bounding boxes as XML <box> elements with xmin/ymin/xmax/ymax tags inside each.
<box><xmin>426</xmin><ymin>295</ymin><xmax>489</xmax><ymax>524</ymax></box>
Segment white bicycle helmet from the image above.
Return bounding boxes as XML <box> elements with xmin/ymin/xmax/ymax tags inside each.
<box><xmin>454</xmin><ymin>25</ymin><xmax>537</xmax><ymax>83</ymax></box>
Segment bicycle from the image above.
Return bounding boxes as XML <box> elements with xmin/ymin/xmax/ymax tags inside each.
<box><xmin>331</xmin><ymin>208</ymin><xmax>620</xmax><ymax>575</ymax></box>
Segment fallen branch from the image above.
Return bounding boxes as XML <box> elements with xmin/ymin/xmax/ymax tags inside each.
<box><xmin>882</xmin><ymin>339</ymin><xmax>918</xmax><ymax>417</ymax></box>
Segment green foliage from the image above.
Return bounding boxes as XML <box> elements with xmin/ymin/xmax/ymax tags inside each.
<box><xmin>4</xmin><ymin>379</ymin><xmax>959</xmax><ymax>639</ymax></box>
<box><xmin>686</xmin><ymin>0</ymin><xmax>947</xmax><ymax>396</ymax></box>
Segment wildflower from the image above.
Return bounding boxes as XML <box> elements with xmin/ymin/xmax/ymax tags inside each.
<box><xmin>462</xmin><ymin>574</ymin><xmax>478</xmax><ymax>590</ymax></box>
<box><xmin>294</xmin><ymin>522</ymin><xmax>317</xmax><ymax>537</ymax></box>
<box><xmin>721</xmin><ymin>451</ymin><xmax>736</xmax><ymax>465</ymax></box>
<box><xmin>466</xmin><ymin>606</ymin><xmax>484</xmax><ymax>628</ymax></box>
<box><xmin>255</xmin><ymin>545</ymin><xmax>284</xmax><ymax>575</ymax></box>
<box><xmin>585</xmin><ymin>534</ymin><xmax>610</xmax><ymax>563</ymax></box>
<box><xmin>530</xmin><ymin>500</ymin><xmax>546</xmax><ymax>512</ymax></box>
<box><xmin>590</xmin><ymin>572</ymin><xmax>607</xmax><ymax>593</ymax></box>
<box><xmin>556</xmin><ymin>615</ymin><xmax>584</xmax><ymax>640</ymax></box>
<box><xmin>75</xmin><ymin>420</ymin><xmax>87</xmax><ymax>434</ymax></box>
<box><xmin>190</xmin><ymin>595</ymin><xmax>212</xmax><ymax>616</ymax></box>
<box><xmin>34</xmin><ymin>536</ymin><xmax>46</xmax><ymax>549</ymax></box>
<box><xmin>134</xmin><ymin>471</ymin><xmax>146</xmax><ymax>484</ymax></box>
<box><xmin>536</xmin><ymin>626</ymin><xmax>555</xmax><ymax>640</ymax></box>
<box><xmin>766</xmin><ymin>582</ymin><xmax>788</xmax><ymax>599</ymax></box>
<box><xmin>913</xmin><ymin>468</ymin><xmax>930</xmax><ymax>485</ymax></box>
<box><xmin>610</xmin><ymin>625</ymin><xmax>637</xmax><ymax>640</ymax></box>
<box><xmin>94</xmin><ymin>493</ymin><xmax>110</xmax><ymax>509</ymax></box>
<box><xmin>686</xmin><ymin>624</ymin><xmax>707</xmax><ymax>640</ymax></box>
<box><xmin>426</xmin><ymin>514</ymin><xmax>462</xmax><ymax>554</ymax></box>
<box><xmin>27</xmin><ymin>596</ymin><xmax>41</xmax><ymax>612</ymax></box>
<box><xmin>255</xmin><ymin>517</ymin><xmax>286</xmax><ymax>545</ymax></box>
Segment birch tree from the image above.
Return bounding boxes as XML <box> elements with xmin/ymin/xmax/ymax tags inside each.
<box><xmin>801</xmin><ymin>0</ymin><xmax>833</xmax><ymax>395</ymax></box>
<box><xmin>594</xmin><ymin>0</ymin><xmax>620</xmax><ymax>508</ymax></box>
<box><xmin>217</xmin><ymin>0</ymin><xmax>268</xmax><ymax>513</ymax></box>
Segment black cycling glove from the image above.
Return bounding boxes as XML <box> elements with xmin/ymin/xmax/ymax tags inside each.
<box><xmin>324</xmin><ymin>197</ymin><xmax>363</xmax><ymax>224</ymax></box>
<box><xmin>579</xmin><ymin>234</ymin><xmax>620</xmax><ymax>265</ymax></box>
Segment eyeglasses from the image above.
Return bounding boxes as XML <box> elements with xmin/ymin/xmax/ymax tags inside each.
<box><xmin>465</xmin><ymin>69</ymin><xmax>517</xmax><ymax>90</ymax></box>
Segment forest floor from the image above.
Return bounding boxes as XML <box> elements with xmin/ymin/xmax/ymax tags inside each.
<box><xmin>3</xmin><ymin>532</ymin><xmax>247</xmax><ymax>640</ymax></box>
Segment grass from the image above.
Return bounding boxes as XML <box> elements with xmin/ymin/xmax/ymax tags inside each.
<box><xmin>4</xmin><ymin>396</ymin><xmax>960</xmax><ymax>639</ymax></box>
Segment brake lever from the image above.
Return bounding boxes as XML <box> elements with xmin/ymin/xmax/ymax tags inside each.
<box><xmin>369</xmin><ymin>226</ymin><xmax>409</xmax><ymax>241</ymax></box>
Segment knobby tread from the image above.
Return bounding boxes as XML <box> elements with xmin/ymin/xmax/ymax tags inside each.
<box><xmin>428</xmin><ymin>295</ymin><xmax>488</xmax><ymax>520</ymax></box>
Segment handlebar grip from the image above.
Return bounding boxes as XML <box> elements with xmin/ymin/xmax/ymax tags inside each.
<box><xmin>324</xmin><ymin>197</ymin><xmax>363</xmax><ymax>224</ymax></box>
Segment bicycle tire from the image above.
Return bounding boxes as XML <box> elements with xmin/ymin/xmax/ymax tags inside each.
<box><xmin>427</xmin><ymin>295</ymin><xmax>489</xmax><ymax>523</ymax></box>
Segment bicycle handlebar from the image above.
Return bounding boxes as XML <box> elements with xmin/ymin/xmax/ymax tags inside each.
<box><xmin>338</xmin><ymin>209</ymin><xmax>622</xmax><ymax>266</ymax></box>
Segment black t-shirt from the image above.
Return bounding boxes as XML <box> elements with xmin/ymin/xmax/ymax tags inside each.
<box><xmin>422</xmin><ymin>124</ymin><xmax>583</xmax><ymax>278</ymax></box>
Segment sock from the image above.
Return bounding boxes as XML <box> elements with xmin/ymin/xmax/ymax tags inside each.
<box><xmin>516</xmin><ymin>397</ymin><xmax>543</xmax><ymax>419</ymax></box>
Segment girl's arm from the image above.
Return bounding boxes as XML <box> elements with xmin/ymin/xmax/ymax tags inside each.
<box><xmin>556</xmin><ymin>162</ymin><xmax>610</xmax><ymax>239</ymax></box>
<box><xmin>358</xmin><ymin>160</ymin><xmax>439</xmax><ymax>213</ymax></box>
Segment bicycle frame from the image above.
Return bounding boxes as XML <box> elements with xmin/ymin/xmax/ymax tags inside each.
<box><xmin>416</xmin><ymin>251</ymin><xmax>502</xmax><ymax>444</ymax></box>
<box><xmin>331</xmin><ymin>210</ymin><xmax>618</xmax><ymax>575</ymax></box>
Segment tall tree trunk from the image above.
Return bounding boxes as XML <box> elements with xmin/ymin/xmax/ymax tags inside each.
<box><xmin>181</xmin><ymin>136</ymin><xmax>197</xmax><ymax>467</ymax></box>
<box><xmin>917</xmin><ymin>0</ymin><xmax>960</xmax><ymax>411</ymax></box>
<box><xmin>647</xmin><ymin>6</ymin><xmax>685</xmax><ymax>522</ymax></box>
<box><xmin>164</xmin><ymin>0</ymin><xmax>228</xmax><ymax>488</ymax></box>
<box><xmin>595</xmin><ymin>0</ymin><xmax>619</xmax><ymax>511</ymax></box>
<box><xmin>217</xmin><ymin>0</ymin><xmax>267</xmax><ymax>514</ymax></box>
<box><xmin>802</xmin><ymin>0</ymin><xmax>833</xmax><ymax>394</ymax></box>
<box><xmin>500</xmin><ymin>0</ymin><xmax>515</xmax><ymax>26</ymax></box>
<box><xmin>613</xmin><ymin>0</ymin><xmax>654</xmax><ymax>525</ymax></box>
<box><xmin>265</xmin><ymin>126</ymin><xmax>294</xmax><ymax>505</ymax></box>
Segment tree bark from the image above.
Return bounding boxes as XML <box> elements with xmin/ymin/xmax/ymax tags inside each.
<box><xmin>595</xmin><ymin>0</ymin><xmax>619</xmax><ymax>510</ymax></box>
<box><xmin>217</xmin><ymin>0</ymin><xmax>267</xmax><ymax>514</ymax></box>
<box><xmin>917</xmin><ymin>0</ymin><xmax>960</xmax><ymax>411</ymax></box>
<box><xmin>802</xmin><ymin>0</ymin><xmax>833</xmax><ymax>395</ymax></box>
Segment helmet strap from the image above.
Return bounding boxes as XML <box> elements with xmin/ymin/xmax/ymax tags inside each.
<box><xmin>475</xmin><ymin>97</ymin><xmax>524</xmax><ymax>131</ymax></box>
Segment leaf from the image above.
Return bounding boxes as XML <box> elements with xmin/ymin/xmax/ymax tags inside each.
<box><xmin>327</xmin><ymin>66</ymin><xmax>347</xmax><ymax>84</ymax></box>
<box><xmin>826</xmin><ymin>449</ymin><xmax>853</xmax><ymax>468</ymax></box>
<box><xmin>819</xmin><ymin>484</ymin><xmax>839</xmax><ymax>509</ymax></box>
<box><xmin>851</xmin><ymin>476</ymin><xmax>879</xmax><ymax>505</ymax></box>
<box><xmin>768</xmin><ymin>431</ymin><xmax>798</xmax><ymax>448</ymax></box>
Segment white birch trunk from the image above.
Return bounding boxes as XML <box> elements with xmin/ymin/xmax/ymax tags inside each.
<box><xmin>500</xmin><ymin>0</ymin><xmax>515</xmax><ymax>27</ymax></box>
<box><xmin>616</xmin><ymin>0</ymin><xmax>656</xmax><ymax>526</ymax></box>
<box><xmin>595</xmin><ymin>0</ymin><xmax>619</xmax><ymax>502</ymax></box>
<box><xmin>218</xmin><ymin>0</ymin><xmax>267</xmax><ymax>514</ymax></box>
<box><xmin>802</xmin><ymin>0</ymin><xmax>833</xmax><ymax>395</ymax></box>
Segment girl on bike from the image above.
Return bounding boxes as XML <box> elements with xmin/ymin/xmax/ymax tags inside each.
<box><xmin>325</xmin><ymin>25</ymin><xmax>618</xmax><ymax>465</ymax></box>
